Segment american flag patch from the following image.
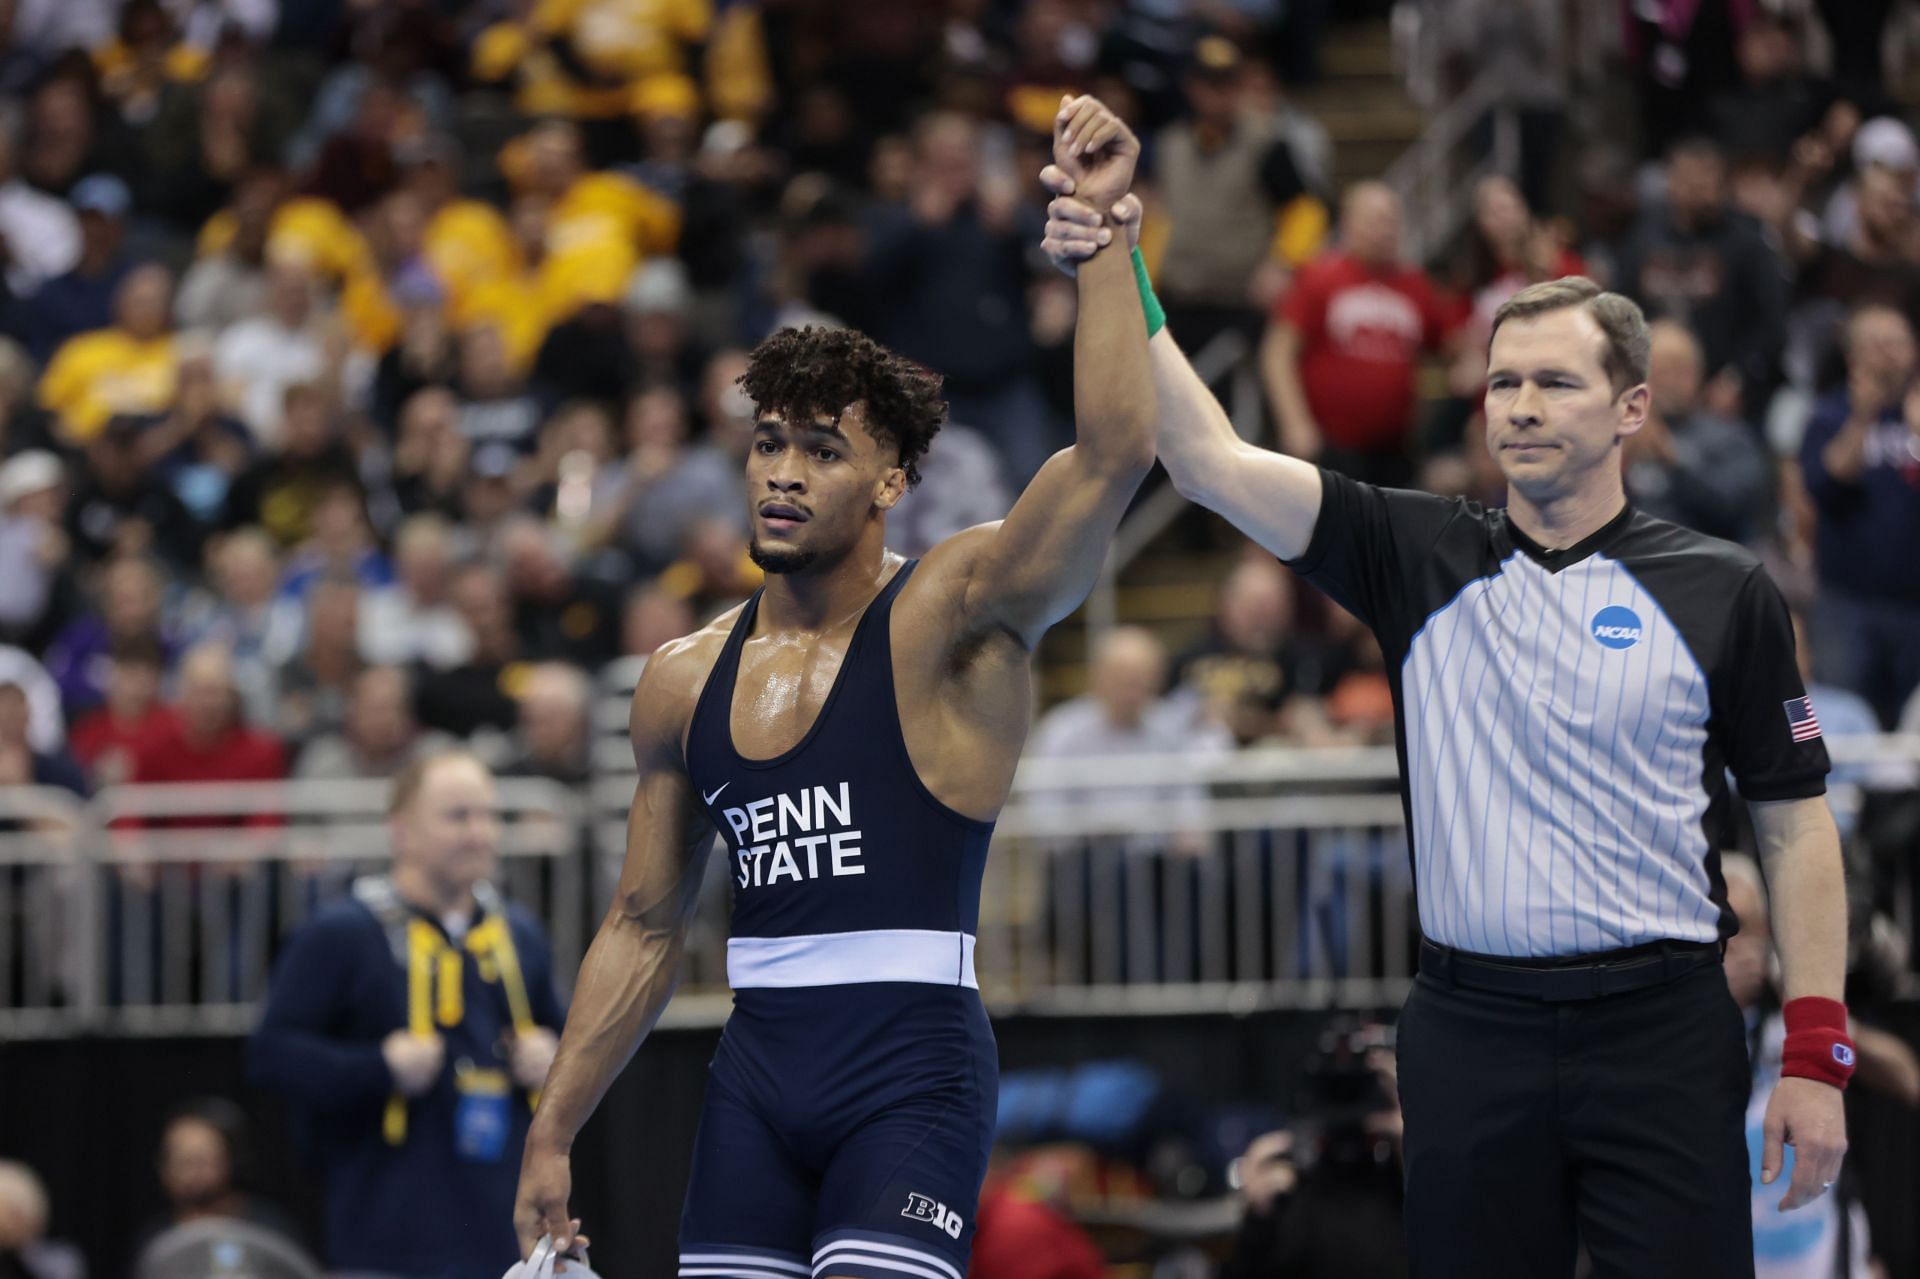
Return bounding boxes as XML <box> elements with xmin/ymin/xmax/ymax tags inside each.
<box><xmin>1784</xmin><ymin>696</ymin><xmax>1823</xmax><ymax>743</ymax></box>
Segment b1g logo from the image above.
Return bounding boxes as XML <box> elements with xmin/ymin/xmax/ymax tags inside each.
<box><xmin>902</xmin><ymin>1192</ymin><xmax>964</xmax><ymax>1238</ymax></box>
<box><xmin>1590</xmin><ymin>605</ymin><xmax>1643</xmax><ymax>650</ymax></box>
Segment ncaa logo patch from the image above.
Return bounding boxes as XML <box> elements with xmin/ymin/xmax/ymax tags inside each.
<box><xmin>1834</xmin><ymin>1043</ymin><xmax>1856</xmax><ymax>1067</ymax></box>
<box><xmin>1590</xmin><ymin>605</ymin><xmax>1643</xmax><ymax>650</ymax></box>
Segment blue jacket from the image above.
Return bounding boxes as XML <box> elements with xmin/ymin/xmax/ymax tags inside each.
<box><xmin>1798</xmin><ymin>390</ymin><xmax>1920</xmax><ymax>603</ymax></box>
<box><xmin>248</xmin><ymin>890</ymin><xmax>566</xmax><ymax>1279</ymax></box>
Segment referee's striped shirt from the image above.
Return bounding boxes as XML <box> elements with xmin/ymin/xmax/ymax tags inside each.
<box><xmin>1285</xmin><ymin>471</ymin><xmax>1831</xmax><ymax>959</ymax></box>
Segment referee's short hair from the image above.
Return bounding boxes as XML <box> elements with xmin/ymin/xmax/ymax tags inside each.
<box><xmin>1489</xmin><ymin>276</ymin><xmax>1651</xmax><ymax>398</ymax></box>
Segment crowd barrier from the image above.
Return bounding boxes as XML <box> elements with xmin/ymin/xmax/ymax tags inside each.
<box><xmin>0</xmin><ymin>778</ymin><xmax>585</xmax><ymax>1039</ymax></box>
<box><xmin>4</xmin><ymin>736</ymin><xmax>1917</xmax><ymax>1038</ymax></box>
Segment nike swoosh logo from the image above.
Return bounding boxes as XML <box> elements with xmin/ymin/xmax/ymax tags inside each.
<box><xmin>702</xmin><ymin>783</ymin><xmax>730</xmax><ymax>806</ymax></box>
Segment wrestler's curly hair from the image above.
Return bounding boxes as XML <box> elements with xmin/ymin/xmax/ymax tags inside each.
<box><xmin>740</xmin><ymin>326</ymin><xmax>947</xmax><ymax>487</ymax></box>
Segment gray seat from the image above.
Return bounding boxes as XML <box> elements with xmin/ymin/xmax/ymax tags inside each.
<box><xmin>133</xmin><ymin>1219</ymin><xmax>325</xmax><ymax>1279</ymax></box>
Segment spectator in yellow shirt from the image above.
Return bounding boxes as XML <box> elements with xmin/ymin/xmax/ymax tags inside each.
<box><xmin>471</xmin><ymin>0</ymin><xmax>712</xmax><ymax>139</ymax></box>
<box><xmin>39</xmin><ymin>264</ymin><xmax>180</xmax><ymax>446</ymax></box>
<box><xmin>448</xmin><ymin>196</ymin><xmax>564</xmax><ymax>374</ymax></box>
<box><xmin>514</xmin><ymin>120</ymin><xmax>680</xmax><ymax>263</ymax></box>
<box><xmin>401</xmin><ymin>138</ymin><xmax>518</xmax><ymax>317</ymax></box>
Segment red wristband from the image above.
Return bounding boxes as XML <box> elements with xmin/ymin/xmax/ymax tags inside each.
<box><xmin>1781</xmin><ymin>996</ymin><xmax>1856</xmax><ymax>1089</ymax></box>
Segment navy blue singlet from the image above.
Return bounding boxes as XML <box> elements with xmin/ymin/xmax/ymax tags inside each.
<box><xmin>675</xmin><ymin>561</ymin><xmax>1001</xmax><ymax>1279</ymax></box>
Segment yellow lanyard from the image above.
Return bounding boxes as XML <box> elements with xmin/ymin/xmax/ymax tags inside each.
<box><xmin>383</xmin><ymin>912</ymin><xmax>537</xmax><ymax>1145</ymax></box>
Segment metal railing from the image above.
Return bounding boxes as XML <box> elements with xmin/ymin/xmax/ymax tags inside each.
<box><xmin>6</xmin><ymin>734</ymin><xmax>1917</xmax><ymax>1036</ymax></box>
<box><xmin>0</xmin><ymin>778</ymin><xmax>585</xmax><ymax>1039</ymax></box>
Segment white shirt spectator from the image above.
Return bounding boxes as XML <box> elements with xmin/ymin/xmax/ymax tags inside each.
<box><xmin>10</xmin><ymin>0</ymin><xmax>117</xmax><ymax>56</ymax></box>
<box><xmin>163</xmin><ymin>0</ymin><xmax>278</xmax><ymax>50</ymax></box>
<box><xmin>1024</xmin><ymin>627</ymin><xmax>1233</xmax><ymax>845</ymax></box>
<box><xmin>357</xmin><ymin>588</ymin><xmax>473</xmax><ymax>671</ymax></box>
<box><xmin>0</xmin><ymin>645</ymin><xmax>65</xmax><ymax>753</ymax></box>
<box><xmin>1027</xmin><ymin>697</ymin><xmax>1233</xmax><ymax>806</ymax></box>
<box><xmin>176</xmin><ymin>254</ymin><xmax>268</xmax><ymax>334</ymax></box>
<box><xmin>213</xmin><ymin>317</ymin><xmax>326</xmax><ymax>448</ymax></box>
<box><xmin>0</xmin><ymin>179</ymin><xmax>79</xmax><ymax>297</ymax></box>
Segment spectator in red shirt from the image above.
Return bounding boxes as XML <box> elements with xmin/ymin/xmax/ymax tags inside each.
<box><xmin>68</xmin><ymin>635</ymin><xmax>178</xmax><ymax>787</ymax></box>
<box><xmin>1261</xmin><ymin>181</ymin><xmax>1456</xmax><ymax>486</ymax></box>
<box><xmin>134</xmin><ymin>641</ymin><xmax>286</xmax><ymax>790</ymax></box>
<box><xmin>968</xmin><ymin>1174</ymin><xmax>1105</xmax><ymax>1279</ymax></box>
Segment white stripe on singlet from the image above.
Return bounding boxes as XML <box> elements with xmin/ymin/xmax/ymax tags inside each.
<box><xmin>726</xmin><ymin>929</ymin><xmax>977</xmax><ymax>989</ymax></box>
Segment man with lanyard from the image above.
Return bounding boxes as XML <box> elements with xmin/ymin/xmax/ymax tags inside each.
<box><xmin>1040</xmin><ymin>101</ymin><xmax>1851</xmax><ymax>1278</ymax></box>
<box><xmin>251</xmin><ymin>751</ymin><xmax>566</xmax><ymax>1279</ymax></box>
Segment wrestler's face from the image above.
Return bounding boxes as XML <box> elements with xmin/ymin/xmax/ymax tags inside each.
<box><xmin>745</xmin><ymin>402</ymin><xmax>905</xmax><ymax>575</ymax></box>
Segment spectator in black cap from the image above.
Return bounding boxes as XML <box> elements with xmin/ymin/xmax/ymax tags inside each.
<box><xmin>1152</xmin><ymin>35</ymin><xmax>1323</xmax><ymax>363</ymax></box>
<box><xmin>19</xmin><ymin>173</ymin><xmax>136</xmax><ymax>363</ymax></box>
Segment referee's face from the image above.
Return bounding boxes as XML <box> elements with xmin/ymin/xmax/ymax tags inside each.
<box><xmin>1484</xmin><ymin>307</ymin><xmax>1647</xmax><ymax>504</ymax></box>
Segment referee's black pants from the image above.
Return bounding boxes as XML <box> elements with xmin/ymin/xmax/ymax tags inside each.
<box><xmin>1396</xmin><ymin>959</ymin><xmax>1753</xmax><ymax>1278</ymax></box>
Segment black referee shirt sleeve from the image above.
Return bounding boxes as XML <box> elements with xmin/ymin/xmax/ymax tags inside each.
<box><xmin>1712</xmin><ymin>565</ymin><xmax>1830</xmax><ymax>801</ymax></box>
<box><xmin>1283</xmin><ymin>468</ymin><xmax>1468</xmax><ymax>651</ymax></box>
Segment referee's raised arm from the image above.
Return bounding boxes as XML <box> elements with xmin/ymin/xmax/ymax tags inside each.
<box><xmin>1037</xmin><ymin>159</ymin><xmax>1322</xmax><ymax>562</ymax></box>
<box><xmin>1032</xmin><ymin>191</ymin><xmax>1859</xmax><ymax>1276</ymax></box>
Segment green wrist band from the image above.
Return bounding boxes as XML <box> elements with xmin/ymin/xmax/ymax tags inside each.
<box><xmin>1131</xmin><ymin>246</ymin><xmax>1165</xmax><ymax>339</ymax></box>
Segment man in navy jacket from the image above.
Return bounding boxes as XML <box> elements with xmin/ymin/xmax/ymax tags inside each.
<box><xmin>250</xmin><ymin>752</ymin><xmax>566</xmax><ymax>1279</ymax></box>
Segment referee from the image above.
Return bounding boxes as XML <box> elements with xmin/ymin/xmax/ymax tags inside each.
<box><xmin>1040</xmin><ymin>105</ymin><xmax>1851</xmax><ymax>1279</ymax></box>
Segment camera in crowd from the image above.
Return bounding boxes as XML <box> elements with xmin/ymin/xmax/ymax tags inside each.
<box><xmin>1292</xmin><ymin>1018</ymin><xmax>1400</xmax><ymax>1174</ymax></box>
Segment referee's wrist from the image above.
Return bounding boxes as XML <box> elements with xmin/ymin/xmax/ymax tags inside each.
<box><xmin>1781</xmin><ymin>996</ymin><xmax>1855</xmax><ymax>1090</ymax></box>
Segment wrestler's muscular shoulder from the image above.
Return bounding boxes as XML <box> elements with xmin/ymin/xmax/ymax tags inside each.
<box><xmin>889</xmin><ymin>526</ymin><xmax>1035</xmax><ymax>822</ymax></box>
<box><xmin>630</xmin><ymin>606</ymin><xmax>742</xmax><ymax>762</ymax></box>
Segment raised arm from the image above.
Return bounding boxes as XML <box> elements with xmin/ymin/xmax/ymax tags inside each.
<box><xmin>938</xmin><ymin>96</ymin><xmax>1156</xmax><ymax>648</ymax></box>
<box><xmin>1039</xmin><ymin>171</ymin><xmax>1324</xmax><ymax>562</ymax></box>
<box><xmin>513</xmin><ymin>641</ymin><xmax>714</xmax><ymax>1257</ymax></box>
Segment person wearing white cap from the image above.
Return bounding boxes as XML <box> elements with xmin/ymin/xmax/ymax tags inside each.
<box><xmin>1821</xmin><ymin>117</ymin><xmax>1920</xmax><ymax>253</ymax></box>
<box><xmin>0</xmin><ymin>451</ymin><xmax>67</xmax><ymax>641</ymax></box>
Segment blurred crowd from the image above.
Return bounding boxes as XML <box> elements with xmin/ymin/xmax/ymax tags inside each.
<box><xmin>0</xmin><ymin>0</ymin><xmax>1396</xmax><ymax>806</ymax></box>
<box><xmin>4</xmin><ymin>2</ymin><xmax>1920</xmax><ymax>1274</ymax></box>
<box><xmin>0</xmin><ymin>1</ymin><xmax>1912</xmax><ymax>820</ymax></box>
<box><xmin>1032</xmin><ymin>0</ymin><xmax>1920</xmax><ymax>790</ymax></box>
